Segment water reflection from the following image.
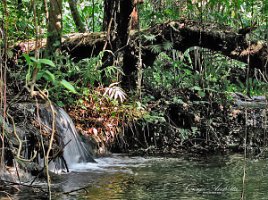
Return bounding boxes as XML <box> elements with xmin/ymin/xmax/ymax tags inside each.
<box><xmin>7</xmin><ymin>154</ymin><xmax>268</xmax><ymax>200</ymax></box>
<box><xmin>59</xmin><ymin>154</ymin><xmax>268</xmax><ymax>200</ymax></box>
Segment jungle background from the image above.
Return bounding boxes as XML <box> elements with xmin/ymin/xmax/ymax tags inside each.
<box><xmin>1</xmin><ymin>0</ymin><xmax>268</xmax><ymax>198</ymax></box>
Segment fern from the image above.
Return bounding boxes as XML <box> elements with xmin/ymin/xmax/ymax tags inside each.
<box><xmin>163</xmin><ymin>41</ymin><xmax>173</xmax><ymax>51</ymax></box>
<box><xmin>104</xmin><ymin>66</ymin><xmax>125</xmax><ymax>78</ymax></box>
<box><xmin>143</xmin><ymin>34</ymin><xmax>157</xmax><ymax>42</ymax></box>
<box><xmin>149</xmin><ymin>44</ymin><xmax>162</xmax><ymax>54</ymax></box>
<box><xmin>149</xmin><ymin>42</ymin><xmax>173</xmax><ymax>54</ymax></box>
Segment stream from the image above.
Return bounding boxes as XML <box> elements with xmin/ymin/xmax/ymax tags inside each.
<box><xmin>9</xmin><ymin>153</ymin><xmax>268</xmax><ymax>200</ymax></box>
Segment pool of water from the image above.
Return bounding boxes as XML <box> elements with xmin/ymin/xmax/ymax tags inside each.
<box><xmin>8</xmin><ymin>153</ymin><xmax>268</xmax><ymax>200</ymax></box>
<box><xmin>57</xmin><ymin>153</ymin><xmax>268</xmax><ymax>200</ymax></box>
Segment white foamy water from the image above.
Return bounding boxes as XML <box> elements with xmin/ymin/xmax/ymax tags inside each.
<box><xmin>39</xmin><ymin>106</ymin><xmax>95</xmax><ymax>173</ymax></box>
<box><xmin>56</xmin><ymin>107</ymin><xmax>95</xmax><ymax>165</ymax></box>
<box><xmin>68</xmin><ymin>154</ymin><xmax>150</xmax><ymax>172</ymax></box>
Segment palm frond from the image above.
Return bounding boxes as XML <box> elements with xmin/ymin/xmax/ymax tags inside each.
<box><xmin>103</xmin><ymin>83</ymin><xmax>127</xmax><ymax>103</ymax></box>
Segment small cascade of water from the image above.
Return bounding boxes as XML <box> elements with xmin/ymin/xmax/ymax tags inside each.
<box><xmin>56</xmin><ymin>107</ymin><xmax>95</xmax><ymax>164</ymax></box>
<box><xmin>39</xmin><ymin>105</ymin><xmax>95</xmax><ymax>172</ymax></box>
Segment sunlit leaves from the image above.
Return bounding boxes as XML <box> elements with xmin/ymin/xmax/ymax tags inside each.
<box><xmin>37</xmin><ymin>59</ymin><xmax>56</xmax><ymax>68</ymax></box>
<box><xmin>63</xmin><ymin>0</ymin><xmax>104</xmax><ymax>32</ymax></box>
<box><xmin>143</xmin><ymin>34</ymin><xmax>157</xmax><ymax>42</ymax></box>
<box><xmin>23</xmin><ymin>54</ymin><xmax>78</xmax><ymax>95</ymax></box>
<box><xmin>60</xmin><ymin>79</ymin><xmax>77</xmax><ymax>94</ymax></box>
<box><xmin>24</xmin><ymin>54</ymin><xmax>56</xmax><ymax>68</ymax></box>
<box><xmin>23</xmin><ymin>54</ymin><xmax>57</xmax><ymax>83</ymax></box>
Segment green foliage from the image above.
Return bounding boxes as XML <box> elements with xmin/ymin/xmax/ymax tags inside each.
<box><xmin>143</xmin><ymin>34</ymin><xmax>157</xmax><ymax>42</ymax></box>
<box><xmin>143</xmin><ymin>112</ymin><xmax>166</xmax><ymax>124</ymax></box>
<box><xmin>37</xmin><ymin>70</ymin><xmax>56</xmax><ymax>83</ymax></box>
<box><xmin>67</xmin><ymin>51</ymin><xmax>124</xmax><ymax>88</ymax></box>
<box><xmin>140</xmin><ymin>0</ymin><xmax>268</xmax><ymax>40</ymax></box>
<box><xmin>1</xmin><ymin>0</ymin><xmax>46</xmax><ymax>41</ymax></box>
<box><xmin>24</xmin><ymin>51</ymin><xmax>124</xmax><ymax>106</ymax></box>
<box><xmin>60</xmin><ymin>79</ymin><xmax>77</xmax><ymax>94</ymax></box>
<box><xmin>1</xmin><ymin>0</ymin><xmax>104</xmax><ymax>42</ymax></box>
<box><xmin>140</xmin><ymin>0</ymin><xmax>181</xmax><ymax>28</ymax></box>
<box><xmin>1</xmin><ymin>0</ymin><xmax>267</xmax><ymax>42</ymax></box>
<box><xmin>23</xmin><ymin>54</ymin><xmax>56</xmax><ymax>83</ymax></box>
<box><xmin>143</xmin><ymin>45</ymin><xmax>268</xmax><ymax>101</ymax></box>
<box><xmin>63</xmin><ymin>0</ymin><xmax>103</xmax><ymax>33</ymax></box>
<box><xmin>23</xmin><ymin>54</ymin><xmax>78</xmax><ymax>102</ymax></box>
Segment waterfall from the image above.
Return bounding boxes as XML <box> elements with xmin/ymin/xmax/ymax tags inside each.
<box><xmin>56</xmin><ymin>107</ymin><xmax>95</xmax><ymax>164</ymax></box>
<box><xmin>39</xmin><ymin>105</ymin><xmax>95</xmax><ymax>173</ymax></box>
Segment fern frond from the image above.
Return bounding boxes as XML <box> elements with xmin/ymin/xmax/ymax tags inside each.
<box><xmin>143</xmin><ymin>34</ymin><xmax>157</xmax><ymax>42</ymax></box>
<box><xmin>149</xmin><ymin>44</ymin><xmax>162</xmax><ymax>54</ymax></box>
<box><xmin>163</xmin><ymin>41</ymin><xmax>173</xmax><ymax>51</ymax></box>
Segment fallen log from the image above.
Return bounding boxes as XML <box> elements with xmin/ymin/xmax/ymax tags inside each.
<box><xmin>12</xmin><ymin>20</ymin><xmax>268</xmax><ymax>82</ymax></box>
<box><xmin>59</xmin><ymin>20</ymin><xmax>268</xmax><ymax>71</ymax></box>
<box><xmin>61</xmin><ymin>32</ymin><xmax>107</xmax><ymax>59</ymax></box>
<box><xmin>138</xmin><ymin>20</ymin><xmax>268</xmax><ymax>70</ymax></box>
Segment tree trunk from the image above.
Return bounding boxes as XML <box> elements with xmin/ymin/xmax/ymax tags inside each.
<box><xmin>68</xmin><ymin>0</ymin><xmax>86</xmax><ymax>33</ymax></box>
<box><xmin>46</xmin><ymin>0</ymin><xmax>62</xmax><ymax>55</ymax></box>
<box><xmin>102</xmin><ymin>0</ymin><xmax>136</xmax><ymax>89</ymax></box>
<box><xmin>102</xmin><ymin>0</ymin><xmax>114</xmax><ymax>32</ymax></box>
<box><xmin>102</xmin><ymin>0</ymin><xmax>133</xmax><ymax>49</ymax></box>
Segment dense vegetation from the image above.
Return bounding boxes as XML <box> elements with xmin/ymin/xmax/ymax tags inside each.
<box><xmin>0</xmin><ymin>0</ymin><xmax>268</xmax><ymax>198</ymax></box>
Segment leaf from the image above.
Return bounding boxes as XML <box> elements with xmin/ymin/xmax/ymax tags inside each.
<box><xmin>30</xmin><ymin>57</ymin><xmax>38</xmax><ymax>63</ymax></box>
<box><xmin>57</xmin><ymin>101</ymin><xmax>65</xmax><ymax>107</ymax></box>
<box><xmin>104</xmin><ymin>66</ymin><xmax>125</xmax><ymax>77</ymax></box>
<box><xmin>60</xmin><ymin>79</ymin><xmax>77</xmax><ymax>94</ymax></box>
<box><xmin>143</xmin><ymin>114</ymin><xmax>166</xmax><ymax>123</ymax></box>
<box><xmin>36</xmin><ymin>71</ymin><xmax>44</xmax><ymax>80</ymax></box>
<box><xmin>23</xmin><ymin>54</ymin><xmax>32</xmax><ymax>65</ymax></box>
<box><xmin>172</xmin><ymin>97</ymin><xmax>184</xmax><ymax>104</ymax></box>
<box><xmin>191</xmin><ymin>86</ymin><xmax>202</xmax><ymax>91</ymax></box>
<box><xmin>103</xmin><ymin>83</ymin><xmax>127</xmax><ymax>103</ymax></box>
<box><xmin>36</xmin><ymin>70</ymin><xmax>56</xmax><ymax>83</ymax></box>
<box><xmin>198</xmin><ymin>91</ymin><xmax>206</xmax><ymax>98</ymax></box>
<box><xmin>37</xmin><ymin>59</ymin><xmax>56</xmax><ymax>67</ymax></box>
<box><xmin>44</xmin><ymin>70</ymin><xmax>56</xmax><ymax>83</ymax></box>
<box><xmin>7</xmin><ymin>49</ymin><xmax>14</xmax><ymax>59</ymax></box>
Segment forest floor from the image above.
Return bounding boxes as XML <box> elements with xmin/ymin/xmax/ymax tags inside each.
<box><xmin>64</xmin><ymin>86</ymin><xmax>268</xmax><ymax>157</ymax></box>
<box><xmin>111</xmin><ymin>89</ymin><xmax>268</xmax><ymax>156</ymax></box>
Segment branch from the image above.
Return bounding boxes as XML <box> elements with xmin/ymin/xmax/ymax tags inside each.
<box><xmin>138</xmin><ymin>20</ymin><xmax>268</xmax><ymax>70</ymax></box>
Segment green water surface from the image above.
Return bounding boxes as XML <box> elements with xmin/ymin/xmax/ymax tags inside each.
<box><xmin>59</xmin><ymin>154</ymin><xmax>268</xmax><ymax>200</ymax></box>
